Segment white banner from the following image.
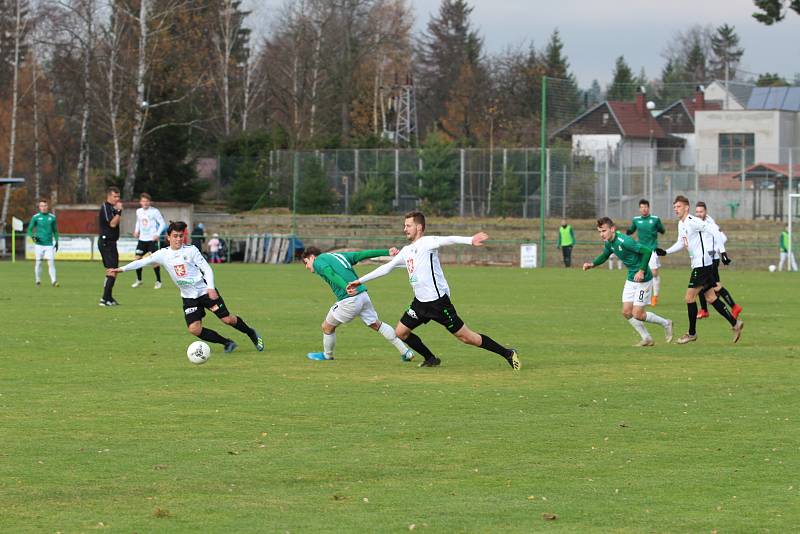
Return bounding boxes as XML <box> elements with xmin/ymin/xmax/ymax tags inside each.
<box><xmin>12</xmin><ymin>216</ymin><xmax>23</xmax><ymax>232</ymax></box>
<box><xmin>520</xmin><ymin>244</ymin><xmax>538</xmax><ymax>268</ymax></box>
<box><xmin>26</xmin><ymin>236</ymin><xmax>94</xmax><ymax>260</ymax></box>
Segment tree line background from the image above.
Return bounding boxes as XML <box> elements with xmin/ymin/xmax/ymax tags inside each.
<box><xmin>1</xmin><ymin>0</ymin><xmax>797</xmax><ymax>223</ymax></box>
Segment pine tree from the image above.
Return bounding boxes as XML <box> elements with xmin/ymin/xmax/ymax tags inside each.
<box><xmin>658</xmin><ymin>58</ymin><xmax>688</xmax><ymax>105</ymax></box>
<box><xmin>607</xmin><ymin>56</ymin><xmax>636</xmax><ymax>101</ymax></box>
<box><xmin>684</xmin><ymin>40</ymin><xmax>707</xmax><ymax>82</ymax></box>
<box><xmin>753</xmin><ymin>0</ymin><xmax>800</xmax><ymax>25</ymax></box>
<box><xmin>709</xmin><ymin>24</ymin><xmax>744</xmax><ymax>81</ymax></box>
<box><xmin>543</xmin><ymin>29</ymin><xmax>582</xmax><ymax>123</ymax></box>
<box><xmin>416</xmin><ymin>131</ymin><xmax>457</xmax><ymax>215</ymax></box>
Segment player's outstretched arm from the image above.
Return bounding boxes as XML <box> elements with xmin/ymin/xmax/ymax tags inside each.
<box><xmin>350</xmin><ymin>252</ymin><xmax>404</xmax><ymax>289</ymax></box>
<box><xmin>471</xmin><ymin>232</ymin><xmax>489</xmax><ymax>246</ymax></box>
<box><xmin>663</xmin><ymin>237</ymin><xmax>684</xmax><ymax>255</ymax></box>
<box><xmin>115</xmin><ymin>254</ymin><xmax>157</xmax><ymax>274</ymax></box>
<box><xmin>582</xmin><ymin>262</ymin><xmax>594</xmax><ymax>271</ymax></box>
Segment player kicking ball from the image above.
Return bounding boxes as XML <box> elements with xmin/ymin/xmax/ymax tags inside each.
<box><xmin>301</xmin><ymin>246</ymin><xmax>414</xmax><ymax>362</ymax></box>
<box><xmin>583</xmin><ymin>217</ymin><xmax>673</xmax><ymax>346</ymax></box>
<box><xmin>346</xmin><ymin>211</ymin><xmax>519</xmax><ymax>371</ymax></box>
<box><xmin>108</xmin><ymin>221</ymin><xmax>264</xmax><ymax>354</ymax></box>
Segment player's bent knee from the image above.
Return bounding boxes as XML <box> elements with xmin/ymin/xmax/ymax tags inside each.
<box><xmin>188</xmin><ymin>322</ymin><xmax>202</xmax><ymax>336</ymax></box>
<box><xmin>221</xmin><ymin>315</ymin><xmax>236</xmax><ymax>325</ymax></box>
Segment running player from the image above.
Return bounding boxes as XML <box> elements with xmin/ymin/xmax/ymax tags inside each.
<box><xmin>302</xmin><ymin>246</ymin><xmax>414</xmax><ymax>362</ymax></box>
<box><xmin>109</xmin><ymin>221</ymin><xmax>264</xmax><ymax>353</ymax></box>
<box><xmin>583</xmin><ymin>217</ymin><xmax>673</xmax><ymax>346</ymax></box>
<box><xmin>346</xmin><ymin>211</ymin><xmax>519</xmax><ymax>370</ymax></box>
<box><xmin>626</xmin><ymin>199</ymin><xmax>666</xmax><ymax>305</ymax></box>
<box><xmin>27</xmin><ymin>199</ymin><xmax>59</xmax><ymax>287</ymax></box>
<box><xmin>694</xmin><ymin>202</ymin><xmax>742</xmax><ymax>320</ymax></box>
<box><xmin>656</xmin><ymin>195</ymin><xmax>743</xmax><ymax>344</ymax></box>
<box><xmin>132</xmin><ymin>193</ymin><xmax>166</xmax><ymax>289</ymax></box>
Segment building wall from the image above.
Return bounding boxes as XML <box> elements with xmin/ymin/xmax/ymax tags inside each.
<box><xmin>695</xmin><ymin>110</ymin><xmax>784</xmax><ymax>173</ymax></box>
<box><xmin>704</xmin><ymin>82</ymin><xmax>745</xmax><ymax>111</ymax></box>
<box><xmin>777</xmin><ymin>111</ymin><xmax>798</xmax><ymax>164</ymax></box>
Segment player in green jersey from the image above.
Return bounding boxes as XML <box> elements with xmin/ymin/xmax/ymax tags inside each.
<box><xmin>27</xmin><ymin>199</ymin><xmax>60</xmax><ymax>287</ymax></box>
<box><xmin>584</xmin><ymin>217</ymin><xmax>673</xmax><ymax>346</ymax></box>
<box><xmin>301</xmin><ymin>246</ymin><xmax>413</xmax><ymax>362</ymax></box>
<box><xmin>627</xmin><ymin>199</ymin><xmax>666</xmax><ymax>305</ymax></box>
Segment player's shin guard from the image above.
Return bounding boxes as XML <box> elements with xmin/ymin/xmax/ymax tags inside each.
<box><xmin>135</xmin><ymin>268</ymin><xmax>143</xmax><ymax>281</ymax></box>
<box><xmin>698</xmin><ymin>292</ymin><xmax>708</xmax><ymax>312</ymax></box>
<box><xmin>47</xmin><ymin>259</ymin><xmax>56</xmax><ymax>283</ymax></box>
<box><xmin>479</xmin><ymin>334</ymin><xmax>514</xmax><ymax>358</ymax></box>
<box><xmin>154</xmin><ymin>266</ymin><xmax>162</xmax><ymax>282</ymax></box>
<box><xmin>103</xmin><ymin>276</ymin><xmax>116</xmax><ymax>300</ymax></box>
<box><xmin>404</xmin><ymin>333</ymin><xmax>437</xmax><ymax>361</ymax></box>
<box><xmin>199</xmin><ymin>327</ymin><xmax>230</xmax><ymax>345</ymax></box>
<box><xmin>687</xmin><ymin>302</ymin><xmax>698</xmax><ymax>335</ymax></box>
<box><xmin>711</xmin><ymin>299</ymin><xmax>737</xmax><ymax>326</ymax></box>
<box><xmin>231</xmin><ymin>315</ymin><xmax>256</xmax><ymax>341</ymax></box>
<box><xmin>653</xmin><ymin>276</ymin><xmax>660</xmax><ymax>296</ymax></box>
<box><xmin>34</xmin><ymin>259</ymin><xmax>42</xmax><ymax>283</ymax></box>
<box><xmin>627</xmin><ymin>318</ymin><xmax>651</xmax><ymax>340</ymax></box>
<box><xmin>323</xmin><ymin>333</ymin><xmax>336</xmax><ymax>358</ymax></box>
<box><xmin>378</xmin><ymin>322</ymin><xmax>408</xmax><ymax>354</ymax></box>
<box><xmin>644</xmin><ymin>312</ymin><xmax>669</xmax><ymax>326</ymax></box>
<box><xmin>718</xmin><ymin>287</ymin><xmax>735</xmax><ymax>308</ymax></box>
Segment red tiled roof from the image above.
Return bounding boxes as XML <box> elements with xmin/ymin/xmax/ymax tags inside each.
<box><xmin>681</xmin><ymin>97</ymin><xmax>722</xmax><ymax>118</ymax></box>
<box><xmin>719</xmin><ymin>162</ymin><xmax>800</xmax><ymax>181</ymax></box>
<box><xmin>607</xmin><ymin>101</ymin><xmax>667</xmax><ymax>139</ymax></box>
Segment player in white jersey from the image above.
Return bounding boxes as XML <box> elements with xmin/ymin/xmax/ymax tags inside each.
<box><xmin>655</xmin><ymin>195</ymin><xmax>743</xmax><ymax>344</ymax></box>
<box><xmin>694</xmin><ymin>202</ymin><xmax>743</xmax><ymax>321</ymax></box>
<box><xmin>346</xmin><ymin>211</ymin><xmax>520</xmax><ymax>370</ymax></box>
<box><xmin>109</xmin><ymin>221</ymin><xmax>264</xmax><ymax>354</ymax></box>
<box><xmin>131</xmin><ymin>193</ymin><xmax>167</xmax><ymax>289</ymax></box>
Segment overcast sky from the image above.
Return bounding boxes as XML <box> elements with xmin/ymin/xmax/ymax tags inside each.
<box><xmin>247</xmin><ymin>0</ymin><xmax>800</xmax><ymax>88</ymax></box>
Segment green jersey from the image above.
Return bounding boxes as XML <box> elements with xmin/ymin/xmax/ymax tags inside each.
<box><xmin>593</xmin><ymin>231</ymin><xmax>653</xmax><ymax>282</ymax></box>
<box><xmin>627</xmin><ymin>214</ymin><xmax>665</xmax><ymax>249</ymax></box>
<box><xmin>312</xmin><ymin>249</ymin><xmax>390</xmax><ymax>301</ymax></box>
<box><xmin>27</xmin><ymin>212</ymin><xmax>59</xmax><ymax>246</ymax></box>
<box><xmin>780</xmin><ymin>231</ymin><xmax>790</xmax><ymax>252</ymax></box>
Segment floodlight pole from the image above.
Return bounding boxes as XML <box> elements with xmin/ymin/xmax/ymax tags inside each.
<box><xmin>789</xmin><ymin>149</ymin><xmax>795</xmax><ymax>269</ymax></box>
<box><xmin>539</xmin><ymin>76</ymin><xmax>547</xmax><ymax>268</ymax></box>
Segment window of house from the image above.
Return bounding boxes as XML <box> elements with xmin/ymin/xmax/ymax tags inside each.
<box><xmin>602</xmin><ymin>113</ymin><xmax>609</xmax><ymax>126</ymax></box>
<box><xmin>719</xmin><ymin>133</ymin><xmax>755</xmax><ymax>172</ymax></box>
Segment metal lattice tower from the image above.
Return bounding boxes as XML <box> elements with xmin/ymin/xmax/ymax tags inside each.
<box><xmin>381</xmin><ymin>73</ymin><xmax>418</xmax><ymax>147</ymax></box>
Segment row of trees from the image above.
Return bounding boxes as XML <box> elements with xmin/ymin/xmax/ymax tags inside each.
<box><xmin>0</xmin><ymin>0</ymin><xmax>795</xmax><ymax>225</ymax></box>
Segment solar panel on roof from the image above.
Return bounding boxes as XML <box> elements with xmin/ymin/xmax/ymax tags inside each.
<box><xmin>765</xmin><ymin>87</ymin><xmax>788</xmax><ymax>109</ymax></box>
<box><xmin>746</xmin><ymin>86</ymin><xmax>800</xmax><ymax>111</ymax></box>
<box><xmin>783</xmin><ymin>87</ymin><xmax>800</xmax><ymax>111</ymax></box>
<box><xmin>747</xmin><ymin>87</ymin><xmax>769</xmax><ymax>109</ymax></box>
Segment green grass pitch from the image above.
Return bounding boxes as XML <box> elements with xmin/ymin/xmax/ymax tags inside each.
<box><xmin>2</xmin><ymin>260</ymin><xmax>798</xmax><ymax>532</ymax></box>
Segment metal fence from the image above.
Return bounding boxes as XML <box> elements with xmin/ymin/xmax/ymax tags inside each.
<box><xmin>211</xmin><ymin>146</ymin><xmax>800</xmax><ymax>222</ymax></box>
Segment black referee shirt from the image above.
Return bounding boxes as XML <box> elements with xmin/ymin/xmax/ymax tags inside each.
<box><xmin>99</xmin><ymin>202</ymin><xmax>120</xmax><ymax>241</ymax></box>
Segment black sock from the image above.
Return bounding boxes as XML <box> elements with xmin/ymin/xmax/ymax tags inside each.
<box><xmin>404</xmin><ymin>333</ymin><xmax>437</xmax><ymax>361</ymax></box>
<box><xmin>479</xmin><ymin>334</ymin><xmax>513</xmax><ymax>358</ymax></box>
<box><xmin>718</xmin><ymin>287</ymin><xmax>735</xmax><ymax>307</ymax></box>
<box><xmin>687</xmin><ymin>302</ymin><xmax>698</xmax><ymax>335</ymax></box>
<box><xmin>199</xmin><ymin>327</ymin><xmax>231</xmax><ymax>345</ymax></box>
<box><xmin>711</xmin><ymin>299</ymin><xmax>737</xmax><ymax>326</ymax></box>
<box><xmin>698</xmin><ymin>292</ymin><xmax>708</xmax><ymax>312</ymax></box>
<box><xmin>154</xmin><ymin>266</ymin><xmax>162</xmax><ymax>282</ymax></box>
<box><xmin>135</xmin><ymin>268</ymin><xmax>143</xmax><ymax>281</ymax></box>
<box><xmin>231</xmin><ymin>315</ymin><xmax>256</xmax><ymax>341</ymax></box>
<box><xmin>103</xmin><ymin>276</ymin><xmax>116</xmax><ymax>301</ymax></box>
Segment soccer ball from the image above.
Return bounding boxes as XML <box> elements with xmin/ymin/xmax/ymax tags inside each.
<box><xmin>187</xmin><ymin>341</ymin><xmax>211</xmax><ymax>365</ymax></box>
<box><xmin>768</xmin><ymin>264</ymin><xmax>777</xmax><ymax>272</ymax></box>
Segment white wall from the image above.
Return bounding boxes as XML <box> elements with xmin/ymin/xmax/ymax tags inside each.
<box><xmin>572</xmin><ymin>134</ymin><xmax>621</xmax><ymax>158</ymax></box>
<box><xmin>704</xmin><ymin>82</ymin><xmax>745</xmax><ymax>111</ymax></box>
<box><xmin>695</xmin><ymin>110</ymin><xmax>784</xmax><ymax>173</ymax></box>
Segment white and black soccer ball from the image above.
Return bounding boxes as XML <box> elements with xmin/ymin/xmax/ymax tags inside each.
<box><xmin>187</xmin><ymin>341</ymin><xmax>211</xmax><ymax>365</ymax></box>
<box><xmin>768</xmin><ymin>264</ymin><xmax>777</xmax><ymax>272</ymax></box>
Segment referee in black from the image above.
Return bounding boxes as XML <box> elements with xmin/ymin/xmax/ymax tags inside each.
<box><xmin>99</xmin><ymin>186</ymin><xmax>123</xmax><ymax>306</ymax></box>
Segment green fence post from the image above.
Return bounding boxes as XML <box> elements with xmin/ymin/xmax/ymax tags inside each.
<box><xmin>539</xmin><ymin>76</ymin><xmax>548</xmax><ymax>268</ymax></box>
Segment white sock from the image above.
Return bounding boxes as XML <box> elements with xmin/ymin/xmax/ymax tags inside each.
<box><xmin>653</xmin><ymin>276</ymin><xmax>660</xmax><ymax>296</ymax></box>
<box><xmin>323</xmin><ymin>333</ymin><xmax>336</xmax><ymax>358</ymax></box>
<box><xmin>378</xmin><ymin>322</ymin><xmax>408</xmax><ymax>354</ymax></box>
<box><xmin>628</xmin><ymin>317</ymin><xmax>651</xmax><ymax>340</ymax></box>
<box><xmin>34</xmin><ymin>259</ymin><xmax>42</xmax><ymax>282</ymax></box>
<box><xmin>48</xmin><ymin>259</ymin><xmax>57</xmax><ymax>283</ymax></box>
<box><xmin>644</xmin><ymin>311</ymin><xmax>669</xmax><ymax>327</ymax></box>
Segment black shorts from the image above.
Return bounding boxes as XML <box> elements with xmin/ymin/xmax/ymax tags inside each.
<box><xmin>688</xmin><ymin>265</ymin><xmax>716</xmax><ymax>290</ymax></box>
<box><xmin>400</xmin><ymin>295</ymin><xmax>465</xmax><ymax>334</ymax></box>
<box><xmin>135</xmin><ymin>240</ymin><xmax>160</xmax><ymax>256</ymax></box>
<box><xmin>98</xmin><ymin>238</ymin><xmax>119</xmax><ymax>268</ymax></box>
<box><xmin>182</xmin><ymin>291</ymin><xmax>230</xmax><ymax>326</ymax></box>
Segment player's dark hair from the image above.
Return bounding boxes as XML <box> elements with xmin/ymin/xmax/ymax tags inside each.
<box><xmin>167</xmin><ymin>220</ymin><xmax>187</xmax><ymax>234</ymax></box>
<box><xmin>140</xmin><ymin>192</ymin><xmax>151</xmax><ymax>200</ymax></box>
<box><xmin>639</xmin><ymin>199</ymin><xmax>650</xmax><ymax>206</ymax></box>
<box><xmin>404</xmin><ymin>210</ymin><xmax>426</xmax><ymax>230</ymax></box>
<box><xmin>674</xmin><ymin>195</ymin><xmax>689</xmax><ymax>205</ymax></box>
<box><xmin>302</xmin><ymin>246</ymin><xmax>322</xmax><ymax>260</ymax></box>
<box><xmin>106</xmin><ymin>186</ymin><xmax>120</xmax><ymax>195</ymax></box>
<box><xmin>596</xmin><ymin>216</ymin><xmax>615</xmax><ymax>228</ymax></box>
<box><xmin>695</xmin><ymin>201</ymin><xmax>707</xmax><ymax>209</ymax></box>
<box><xmin>38</xmin><ymin>198</ymin><xmax>48</xmax><ymax>204</ymax></box>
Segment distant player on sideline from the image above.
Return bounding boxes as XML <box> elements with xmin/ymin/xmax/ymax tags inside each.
<box><xmin>27</xmin><ymin>199</ymin><xmax>59</xmax><ymax>287</ymax></box>
<box><xmin>346</xmin><ymin>211</ymin><xmax>520</xmax><ymax>370</ymax></box>
<box><xmin>627</xmin><ymin>199</ymin><xmax>666</xmax><ymax>305</ymax></box>
<box><xmin>779</xmin><ymin>226</ymin><xmax>798</xmax><ymax>271</ymax></box>
<box><xmin>583</xmin><ymin>217</ymin><xmax>673</xmax><ymax>346</ymax></box>
<box><xmin>694</xmin><ymin>202</ymin><xmax>742</xmax><ymax>320</ymax></box>
<box><xmin>302</xmin><ymin>246</ymin><xmax>414</xmax><ymax>362</ymax></box>
<box><xmin>109</xmin><ymin>221</ymin><xmax>264</xmax><ymax>353</ymax></box>
<box><xmin>655</xmin><ymin>195</ymin><xmax>743</xmax><ymax>344</ymax></box>
<box><xmin>132</xmin><ymin>193</ymin><xmax>166</xmax><ymax>289</ymax></box>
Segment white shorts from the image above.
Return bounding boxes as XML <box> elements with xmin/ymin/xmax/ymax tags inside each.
<box><xmin>325</xmin><ymin>292</ymin><xmax>379</xmax><ymax>327</ymax></box>
<box><xmin>622</xmin><ymin>279</ymin><xmax>652</xmax><ymax>307</ymax></box>
<box><xmin>34</xmin><ymin>244</ymin><xmax>55</xmax><ymax>260</ymax></box>
<box><xmin>648</xmin><ymin>252</ymin><xmax>660</xmax><ymax>271</ymax></box>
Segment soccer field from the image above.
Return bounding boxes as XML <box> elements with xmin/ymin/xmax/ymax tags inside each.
<box><xmin>2</xmin><ymin>260</ymin><xmax>798</xmax><ymax>532</ymax></box>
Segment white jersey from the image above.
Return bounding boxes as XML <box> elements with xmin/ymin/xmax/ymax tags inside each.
<box><xmin>358</xmin><ymin>235</ymin><xmax>473</xmax><ymax>302</ymax></box>
<box><xmin>703</xmin><ymin>214</ymin><xmax>727</xmax><ymax>254</ymax></box>
<box><xmin>134</xmin><ymin>207</ymin><xmax>166</xmax><ymax>241</ymax></box>
<box><xmin>121</xmin><ymin>245</ymin><xmax>214</xmax><ymax>299</ymax></box>
<box><xmin>665</xmin><ymin>214</ymin><xmax>714</xmax><ymax>269</ymax></box>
